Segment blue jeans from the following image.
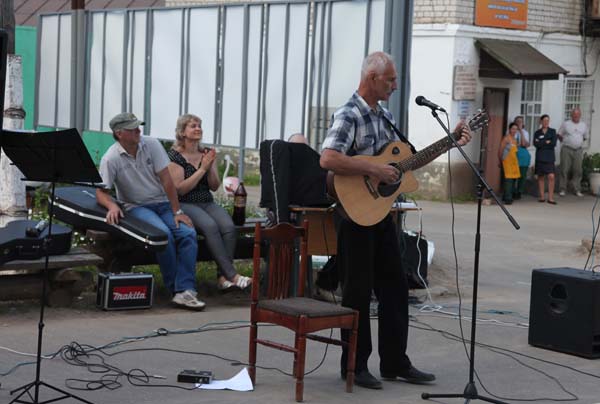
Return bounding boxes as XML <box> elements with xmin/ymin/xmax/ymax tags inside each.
<box><xmin>129</xmin><ymin>202</ymin><xmax>198</xmax><ymax>294</ymax></box>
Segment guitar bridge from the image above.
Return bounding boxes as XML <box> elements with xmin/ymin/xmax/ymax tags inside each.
<box><xmin>363</xmin><ymin>176</ymin><xmax>379</xmax><ymax>199</ymax></box>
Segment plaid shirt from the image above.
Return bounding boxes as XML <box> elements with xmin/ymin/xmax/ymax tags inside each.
<box><xmin>321</xmin><ymin>92</ymin><xmax>399</xmax><ymax>156</ymax></box>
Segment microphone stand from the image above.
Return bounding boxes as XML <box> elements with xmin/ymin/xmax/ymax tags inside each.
<box><xmin>421</xmin><ymin>109</ymin><xmax>519</xmax><ymax>404</ymax></box>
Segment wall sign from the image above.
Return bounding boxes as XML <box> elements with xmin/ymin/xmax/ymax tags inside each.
<box><xmin>475</xmin><ymin>0</ymin><xmax>528</xmax><ymax>30</ymax></box>
<box><xmin>453</xmin><ymin>65</ymin><xmax>477</xmax><ymax>101</ymax></box>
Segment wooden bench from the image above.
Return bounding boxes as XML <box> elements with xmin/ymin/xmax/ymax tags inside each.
<box><xmin>85</xmin><ymin>218</ymin><xmax>267</xmax><ymax>273</ymax></box>
<box><xmin>0</xmin><ymin>247</ymin><xmax>103</xmax><ymax>306</ymax></box>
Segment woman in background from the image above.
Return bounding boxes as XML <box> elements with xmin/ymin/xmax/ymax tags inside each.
<box><xmin>168</xmin><ymin>114</ymin><xmax>251</xmax><ymax>291</ymax></box>
<box><xmin>498</xmin><ymin>122</ymin><xmax>520</xmax><ymax>204</ymax></box>
<box><xmin>533</xmin><ymin>114</ymin><xmax>558</xmax><ymax>205</ymax></box>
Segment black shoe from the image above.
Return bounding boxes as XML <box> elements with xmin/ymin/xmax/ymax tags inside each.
<box><xmin>380</xmin><ymin>365</ymin><xmax>436</xmax><ymax>384</ymax></box>
<box><xmin>513</xmin><ymin>193</ymin><xmax>521</xmax><ymax>200</ymax></box>
<box><xmin>341</xmin><ymin>369</ymin><xmax>382</xmax><ymax>390</ymax></box>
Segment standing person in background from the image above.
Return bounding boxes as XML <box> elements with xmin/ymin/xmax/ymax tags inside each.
<box><xmin>514</xmin><ymin>116</ymin><xmax>531</xmax><ymax>199</ymax></box>
<box><xmin>168</xmin><ymin>114</ymin><xmax>251</xmax><ymax>292</ymax></box>
<box><xmin>534</xmin><ymin>114</ymin><xmax>558</xmax><ymax>205</ymax></box>
<box><xmin>498</xmin><ymin>123</ymin><xmax>520</xmax><ymax>205</ymax></box>
<box><xmin>558</xmin><ymin>108</ymin><xmax>588</xmax><ymax>197</ymax></box>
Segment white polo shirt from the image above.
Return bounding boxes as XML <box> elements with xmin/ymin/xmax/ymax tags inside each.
<box><xmin>558</xmin><ymin>120</ymin><xmax>588</xmax><ymax>150</ymax></box>
<box><xmin>99</xmin><ymin>136</ymin><xmax>170</xmax><ymax>210</ymax></box>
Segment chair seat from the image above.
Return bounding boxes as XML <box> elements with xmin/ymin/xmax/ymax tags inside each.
<box><xmin>258</xmin><ymin>297</ymin><xmax>354</xmax><ymax>318</ymax></box>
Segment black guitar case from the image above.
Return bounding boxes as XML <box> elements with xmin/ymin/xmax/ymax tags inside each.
<box><xmin>51</xmin><ymin>186</ymin><xmax>168</xmax><ymax>251</ymax></box>
<box><xmin>0</xmin><ymin>220</ymin><xmax>72</xmax><ymax>265</ymax></box>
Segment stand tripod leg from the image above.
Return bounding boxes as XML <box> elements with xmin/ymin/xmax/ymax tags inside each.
<box><xmin>421</xmin><ymin>180</ymin><xmax>510</xmax><ymax>404</ymax></box>
<box><xmin>8</xmin><ymin>183</ymin><xmax>94</xmax><ymax>404</ymax></box>
<box><xmin>10</xmin><ymin>380</ymin><xmax>94</xmax><ymax>404</ymax></box>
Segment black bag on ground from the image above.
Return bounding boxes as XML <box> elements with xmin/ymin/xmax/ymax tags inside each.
<box><xmin>315</xmin><ymin>256</ymin><xmax>339</xmax><ymax>292</ymax></box>
<box><xmin>399</xmin><ymin>231</ymin><xmax>428</xmax><ymax>289</ymax></box>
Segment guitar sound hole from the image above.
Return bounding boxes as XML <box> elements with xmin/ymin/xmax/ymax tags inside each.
<box><xmin>392</xmin><ymin>146</ymin><xmax>400</xmax><ymax>155</ymax></box>
<box><xmin>378</xmin><ymin>173</ymin><xmax>403</xmax><ymax>197</ymax></box>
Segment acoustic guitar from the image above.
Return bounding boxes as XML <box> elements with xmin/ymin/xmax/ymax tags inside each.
<box><xmin>327</xmin><ymin>111</ymin><xmax>489</xmax><ymax>226</ymax></box>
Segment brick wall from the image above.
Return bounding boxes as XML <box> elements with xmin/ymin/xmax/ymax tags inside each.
<box><xmin>414</xmin><ymin>0</ymin><xmax>582</xmax><ymax>34</ymax></box>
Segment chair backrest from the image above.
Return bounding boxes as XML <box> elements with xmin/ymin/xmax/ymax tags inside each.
<box><xmin>251</xmin><ymin>221</ymin><xmax>309</xmax><ymax>301</ymax></box>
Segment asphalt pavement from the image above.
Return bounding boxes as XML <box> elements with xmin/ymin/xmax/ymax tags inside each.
<box><xmin>1</xmin><ymin>191</ymin><xmax>600</xmax><ymax>404</ymax></box>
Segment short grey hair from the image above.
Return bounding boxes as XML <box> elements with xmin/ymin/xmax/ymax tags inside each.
<box><xmin>361</xmin><ymin>51</ymin><xmax>393</xmax><ymax>80</ymax></box>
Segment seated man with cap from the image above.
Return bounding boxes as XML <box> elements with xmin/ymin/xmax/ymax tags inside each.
<box><xmin>96</xmin><ymin>112</ymin><xmax>205</xmax><ymax>310</ymax></box>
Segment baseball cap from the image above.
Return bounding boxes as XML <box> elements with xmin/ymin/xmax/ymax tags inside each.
<box><xmin>109</xmin><ymin>112</ymin><xmax>145</xmax><ymax>132</ymax></box>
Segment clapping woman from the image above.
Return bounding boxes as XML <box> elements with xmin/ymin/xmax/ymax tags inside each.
<box><xmin>167</xmin><ymin>114</ymin><xmax>251</xmax><ymax>291</ymax></box>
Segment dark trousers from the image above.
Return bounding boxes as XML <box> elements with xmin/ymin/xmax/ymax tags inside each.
<box><xmin>336</xmin><ymin>212</ymin><xmax>411</xmax><ymax>374</ymax></box>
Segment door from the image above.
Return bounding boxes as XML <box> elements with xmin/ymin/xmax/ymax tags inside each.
<box><xmin>481</xmin><ymin>88</ymin><xmax>509</xmax><ymax>195</ymax></box>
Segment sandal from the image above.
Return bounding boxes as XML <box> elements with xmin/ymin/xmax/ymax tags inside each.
<box><xmin>217</xmin><ymin>280</ymin><xmax>237</xmax><ymax>293</ymax></box>
<box><xmin>547</xmin><ymin>200</ymin><xmax>557</xmax><ymax>205</ymax></box>
<box><xmin>538</xmin><ymin>199</ymin><xmax>545</xmax><ymax>203</ymax></box>
<box><xmin>234</xmin><ymin>275</ymin><xmax>252</xmax><ymax>290</ymax></box>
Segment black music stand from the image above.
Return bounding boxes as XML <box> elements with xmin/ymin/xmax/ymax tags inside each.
<box><xmin>0</xmin><ymin>128</ymin><xmax>101</xmax><ymax>404</ymax></box>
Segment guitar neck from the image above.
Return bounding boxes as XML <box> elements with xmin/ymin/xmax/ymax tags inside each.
<box><xmin>397</xmin><ymin>134</ymin><xmax>457</xmax><ymax>173</ymax></box>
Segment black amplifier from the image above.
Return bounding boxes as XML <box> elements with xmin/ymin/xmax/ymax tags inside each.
<box><xmin>97</xmin><ymin>273</ymin><xmax>154</xmax><ymax>310</ymax></box>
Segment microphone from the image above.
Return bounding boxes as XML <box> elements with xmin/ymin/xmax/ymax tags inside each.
<box><xmin>415</xmin><ymin>96</ymin><xmax>446</xmax><ymax>113</ymax></box>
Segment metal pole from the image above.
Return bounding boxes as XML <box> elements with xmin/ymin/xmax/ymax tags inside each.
<box><xmin>72</xmin><ymin>0</ymin><xmax>87</xmax><ymax>132</ymax></box>
<box><xmin>238</xmin><ymin>5</ymin><xmax>250</xmax><ymax>180</ymax></box>
<box><xmin>386</xmin><ymin>0</ymin><xmax>414</xmax><ymax>135</ymax></box>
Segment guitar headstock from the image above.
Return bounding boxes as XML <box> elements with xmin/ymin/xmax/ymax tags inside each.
<box><xmin>467</xmin><ymin>109</ymin><xmax>489</xmax><ymax>132</ymax></box>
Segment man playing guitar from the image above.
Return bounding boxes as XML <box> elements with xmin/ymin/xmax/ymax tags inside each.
<box><xmin>320</xmin><ymin>51</ymin><xmax>472</xmax><ymax>390</ymax></box>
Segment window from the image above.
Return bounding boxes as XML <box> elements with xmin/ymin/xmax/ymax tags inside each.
<box><xmin>520</xmin><ymin>80</ymin><xmax>543</xmax><ymax>135</ymax></box>
<box><xmin>563</xmin><ymin>79</ymin><xmax>594</xmax><ymax>145</ymax></box>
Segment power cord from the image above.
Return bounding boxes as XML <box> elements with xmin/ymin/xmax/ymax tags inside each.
<box><xmin>583</xmin><ymin>190</ymin><xmax>600</xmax><ymax>270</ymax></box>
<box><xmin>444</xmin><ymin>111</ymin><xmax>471</xmax><ymax>366</ymax></box>
<box><xmin>411</xmin><ymin>317</ymin><xmax>584</xmax><ymax>402</ymax></box>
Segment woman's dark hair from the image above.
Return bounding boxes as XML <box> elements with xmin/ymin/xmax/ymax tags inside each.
<box><xmin>539</xmin><ymin>114</ymin><xmax>549</xmax><ymax>122</ymax></box>
<box><xmin>508</xmin><ymin>122</ymin><xmax>518</xmax><ymax>130</ymax></box>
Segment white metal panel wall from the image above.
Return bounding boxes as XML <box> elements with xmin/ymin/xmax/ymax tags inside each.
<box><xmin>150</xmin><ymin>9</ymin><xmax>184</xmax><ymax>138</ymax></box>
<box><xmin>188</xmin><ymin>7</ymin><xmax>219</xmax><ymax>144</ymax></box>
<box><xmin>244</xmin><ymin>5</ymin><xmax>263</xmax><ymax>148</ymax></box>
<box><xmin>36</xmin><ymin>0</ymin><xmax>387</xmax><ymax>146</ymax></box>
<box><xmin>328</xmin><ymin>1</ymin><xmax>368</xmax><ymax>108</ymax></box>
<box><xmin>37</xmin><ymin>15</ymin><xmax>59</xmax><ymax>127</ymax></box>
<box><xmin>102</xmin><ymin>12</ymin><xmax>126</xmax><ymax>132</ymax></box>
<box><xmin>37</xmin><ymin>14</ymin><xmax>72</xmax><ymax>128</ymax></box>
<box><xmin>56</xmin><ymin>14</ymin><xmax>72</xmax><ymax>128</ymax></box>
<box><xmin>221</xmin><ymin>6</ymin><xmax>245</xmax><ymax>147</ymax></box>
<box><xmin>127</xmin><ymin>11</ymin><xmax>148</xmax><ymax>122</ymax></box>
<box><xmin>283</xmin><ymin>3</ymin><xmax>309</xmax><ymax>138</ymax></box>
<box><xmin>87</xmin><ymin>12</ymin><xmax>105</xmax><ymax>131</ymax></box>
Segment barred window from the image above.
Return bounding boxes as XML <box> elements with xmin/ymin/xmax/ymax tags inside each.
<box><xmin>520</xmin><ymin>80</ymin><xmax>543</xmax><ymax>135</ymax></box>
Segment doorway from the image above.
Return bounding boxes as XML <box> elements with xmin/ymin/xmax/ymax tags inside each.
<box><xmin>481</xmin><ymin>88</ymin><xmax>509</xmax><ymax>195</ymax></box>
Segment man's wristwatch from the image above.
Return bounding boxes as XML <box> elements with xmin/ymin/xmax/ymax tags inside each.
<box><xmin>174</xmin><ymin>209</ymin><xmax>184</xmax><ymax>216</ymax></box>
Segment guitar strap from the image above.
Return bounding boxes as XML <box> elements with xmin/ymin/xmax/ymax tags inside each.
<box><xmin>380</xmin><ymin>114</ymin><xmax>418</xmax><ymax>155</ymax></box>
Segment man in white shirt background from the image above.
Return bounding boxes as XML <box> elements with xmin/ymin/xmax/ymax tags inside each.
<box><xmin>558</xmin><ymin>108</ymin><xmax>588</xmax><ymax>197</ymax></box>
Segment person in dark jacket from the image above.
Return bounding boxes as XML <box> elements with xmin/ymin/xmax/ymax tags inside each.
<box><xmin>534</xmin><ymin>114</ymin><xmax>558</xmax><ymax>204</ymax></box>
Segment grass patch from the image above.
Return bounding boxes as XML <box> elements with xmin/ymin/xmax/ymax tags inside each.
<box><xmin>132</xmin><ymin>260</ymin><xmax>254</xmax><ymax>295</ymax></box>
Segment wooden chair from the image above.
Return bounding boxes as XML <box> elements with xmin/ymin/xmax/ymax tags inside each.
<box><xmin>248</xmin><ymin>221</ymin><xmax>358</xmax><ymax>402</ymax></box>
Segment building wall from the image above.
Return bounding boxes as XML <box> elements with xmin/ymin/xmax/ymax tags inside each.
<box><xmin>409</xmin><ymin>23</ymin><xmax>600</xmax><ymax>198</ymax></box>
<box><xmin>414</xmin><ymin>0</ymin><xmax>582</xmax><ymax>35</ymax></box>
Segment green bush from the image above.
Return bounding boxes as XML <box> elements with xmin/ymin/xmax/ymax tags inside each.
<box><xmin>582</xmin><ymin>153</ymin><xmax>600</xmax><ymax>191</ymax></box>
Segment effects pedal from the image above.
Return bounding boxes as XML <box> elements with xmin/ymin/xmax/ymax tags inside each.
<box><xmin>177</xmin><ymin>370</ymin><xmax>213</xmax><ymax>384</ymax></box>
